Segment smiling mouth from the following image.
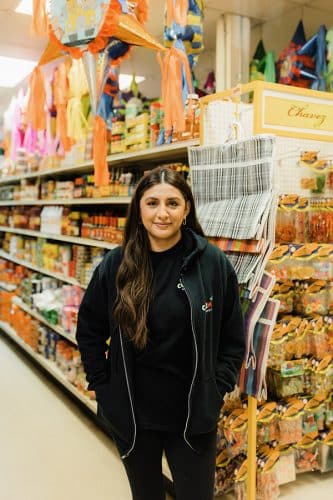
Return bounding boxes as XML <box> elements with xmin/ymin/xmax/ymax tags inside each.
<box><xmin>154</xmin><ymin>223</ymin><xmax>171</xmax><ymax>227</ymax></box>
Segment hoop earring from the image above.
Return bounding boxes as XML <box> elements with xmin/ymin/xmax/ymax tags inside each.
<box><xmin>183</xmin><ymin>217</ymin><xmax>187</xmax><ymax>226</ymax></box>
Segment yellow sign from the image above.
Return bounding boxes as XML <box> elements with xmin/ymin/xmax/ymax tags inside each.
<box><xmin>263</xmin><ymin>95</ymin><xmax>333</xmax><ymax>133</ymax></box>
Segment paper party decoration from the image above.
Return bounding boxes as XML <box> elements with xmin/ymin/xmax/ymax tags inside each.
<box><xmin>33</xmin><ymin>0</ymin><xmax>192</xmax><ymax>186</ymax></box>
<box><xmin>298</xmin><ymin>25</ymin><xmax>327</xmax><ymax>91</ymax></box>
<box><xmin>327</xmin><ymin>27</ymin><xmax>333</xmax><ymax>92</ymax></box>
<box><xmin>250</xmin><ymin>40</ymin><xmax>276</xmax><ymax>84</ymax></box>
<box><xmin>164</xmin><ymin>0</ymin><xmax>204</xmax><ymax>99</ymax></box>
<box><xmin>276</xmin><ymin>20</ymin><xmax>316</xmax><ymax>89</ymax></box>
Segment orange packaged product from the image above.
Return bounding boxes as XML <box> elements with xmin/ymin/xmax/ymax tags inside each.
<box><xmin>277</xmin><ymin>399</ymin><xmax>304</xmax><ymax>445</ymax></box>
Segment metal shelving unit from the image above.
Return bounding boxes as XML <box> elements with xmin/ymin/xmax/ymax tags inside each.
<box><xmin>12</xmin><ymin>296</ymin><xmax>77</xmax><ymax>346</ymax></box>
<box><xmin>0</xmin><ymin>250</ymin><xmax>86</xmax><ymax>289</ymax></box>
<box><xmin>0</xmin><ymin>197</ymin><xmax>131</xmax><ymax>206</ymax></box>
<box><xmin>0</xmin><ymin>226</ymin><xmax>118</xmax><ymax>250</ymax></box>
<box><xmin>0</xmin><ymin>139</ymin><xmax>198</xmax><ymax>186</ymax></box>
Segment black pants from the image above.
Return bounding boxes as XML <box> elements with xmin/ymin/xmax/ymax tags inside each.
<box><xmin>115</xmin><ymin>429</ymin><xmax>217</xmax><ymax>500</ymax></box>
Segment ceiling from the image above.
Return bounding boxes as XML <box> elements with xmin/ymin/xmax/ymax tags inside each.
<box><xmin>1</xmin><ymin>0</ymin><xmax>333</xmax><ymax>116</ymax></box>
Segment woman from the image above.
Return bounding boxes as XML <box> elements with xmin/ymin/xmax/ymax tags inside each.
<box><xmin>76</xmin><ymin>167</ymin><xmax>245</xmax><ymax>500</ymax></box>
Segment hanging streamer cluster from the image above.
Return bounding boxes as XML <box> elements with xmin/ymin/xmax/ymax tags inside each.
<box><xmin>164</xmin><ymin>0</ymin><xmax>205</xmax><ymax>97</ymax></box>
<box><xmin>31</xmin><ymin>0</ymin><xmax>193</xmax><ymax>186</ymax></box>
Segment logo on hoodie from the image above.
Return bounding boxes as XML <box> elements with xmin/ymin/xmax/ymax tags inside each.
<box><xmin>202</xmin><ymin>297</ymin><xmax>213</xmax><ymax>313</ymax></box>
<box><xmin>177</xmin><ymin>279</ymin><xmax>185</xmax><ymax>291</ymax></box>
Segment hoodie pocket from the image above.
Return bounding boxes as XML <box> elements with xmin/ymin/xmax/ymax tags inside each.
<box><xmin>189</xmin><ymin>376</ymin><xmax>224</xmax><ymax>434</ymax></box>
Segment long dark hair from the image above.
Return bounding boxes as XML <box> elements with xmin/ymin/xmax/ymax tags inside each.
<box><xmin>113</xmin><ymin>166</ymin><xmax>204</xmax><ymax>349</ymax></box>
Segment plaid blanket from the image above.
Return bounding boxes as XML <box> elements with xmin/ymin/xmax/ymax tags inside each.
<box><xmin>196</xmin><ymin>193</ymin><xmax>273</xmax><ymax>239</ymax></box>
<box><xmin>189</xmin><ymin>135</ymin><xmax>275</xmax><ymax>240</ymax></box>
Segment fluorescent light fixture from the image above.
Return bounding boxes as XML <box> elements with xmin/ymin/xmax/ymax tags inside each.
<box><xmin>0</xmin><ymin>56</ymin><xmax>37</xmax><ymax>88</ymax></box>
<box><xmin>15</xmin><ymin>0</ymin><xmax>33</xmax><ymax>15</ymax></box>
<box><xmin>119</xmin><ymin>74</ymin><xmax>145</xmax><ymax>91</ymax></box>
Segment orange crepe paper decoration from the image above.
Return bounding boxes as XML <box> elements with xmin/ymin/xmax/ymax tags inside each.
<box><xmin>26</xmin><ymin>67</ymin><xmax>47</xmax><ymax>131</ymax></box>
<box><xmin>53</xmin><ymin>61</ymin><xmax>73</xmax><ymax>153</ymax></box>
<box><xmin>32</xmin><ymin>0</ymin><xmax>48</xmax><ymax>36</ymax></box>
<box><xmin>158</xmin><ymin>47</ymin><xmax>193</xmax><ymax>132</ymax></box>
<box><xmin>93</xmin><ymin>115</ymin><xmax>109</xmax><ymax>187</ymax></box>
<box><xmin>166</xmin><ymin>0</ymin><xmax>188</xmax><ymax>27</ymax></box>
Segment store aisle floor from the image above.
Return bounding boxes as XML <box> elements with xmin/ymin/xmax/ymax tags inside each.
<box><xmin>1</xmin><ymin>332</ymin><xmax>333</xmax><ymax>500</ymax></box>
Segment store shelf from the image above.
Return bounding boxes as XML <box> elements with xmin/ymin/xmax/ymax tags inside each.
<box><xmin>0</xmin><ymin>139</ymin><xmax>198</xmax><ymax>186</ymax></box>
<box><xmin>0</xmin><ymin>226</ymin><xmax>118</xmax><ymax>250</ymax></box>
<box><xmin>12</xmin><ymin>296</ymin><xmax>78</xmax><ymax>346</ymax></box>
<box><xmin>0</xmin><ymin>280</ymin><xmax>17</xmax><ymax>292</ymax></box>
<box><xmin>0</xmin><ymin>250</ymin><xmax>86</xmax><ymax>289</ymax></box>
<box><xmin>0</xmin><ymin>197</ymin><xmax>131</xmax><ymax>206</ymax></box>
<box><xmin>0</xmin><ymin>319</ymin><xmax>96</xmax><ymax>414</ymax></box>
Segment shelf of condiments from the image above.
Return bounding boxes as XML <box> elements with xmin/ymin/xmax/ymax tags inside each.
<box><xmin>0</xmin><ymin>206</ymin><xmax>126</xmax><ymax>244</ymax></box>
<box><xmin>0</xmin><ymin>233</ymin><xmax>106</xmax><ymax>287</ymax></box>
<box><xmin>1</xmin><ymin>93</ymin><xmax>198</xmax><ymax>180</ymax></box>
<box><xmin>110</xmin><ymin>96</ymin><xmax>200</xmax><ymax>154</ymax></box>
<box><xmin>0</xmin><ymin>170</ymin><xmax>138</xmax><ymax>201</ymax></box>
<box><xmin>0</xmin><ymin>260</ymin><xmax>92</xmax><ymax>401</ymax></box>
<box><xmin>0</xmin><ymin>163</ymin><xmax>190</xmax><ymax>201</ymax></box>
<box><xmin>0</xmin><ymin>295</ymin><xmax>92</xmax><ymax>402</ymax></box>
<box><xmin>0</xmin><ymin>259</ymin><xmax>81</xmax><ymax>337</ymax></box>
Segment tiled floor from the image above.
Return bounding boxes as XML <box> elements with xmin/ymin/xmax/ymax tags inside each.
<box><xmin>1</xmin><ymin>332</ymin><xmax>333</xmax><ymax>500</ymax></box>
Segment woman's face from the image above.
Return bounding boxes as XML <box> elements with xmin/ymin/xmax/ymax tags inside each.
<box><xmin>139</xmin><ymin>182</ymin><xmax>190</xmax><ymax>251</ymax></box>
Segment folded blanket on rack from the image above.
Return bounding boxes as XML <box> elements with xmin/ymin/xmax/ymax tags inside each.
<box><xmin>188</xmin><ymin>135</ymin><xmax>275</xmax><ymax>202</ymax></box>
<box><xmin>188</xmin><ymin>135</ymin><xmax>276</xmax><ymax>240</ymax></box>
<box><xmin>196</xmin><ymin>193</ymin><xmax>273</xmax><ymax>240</ymax></box>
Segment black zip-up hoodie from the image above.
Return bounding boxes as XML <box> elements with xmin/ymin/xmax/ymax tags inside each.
<box><xmin>76</xmin><ymin>230</ymin><xmax>245</xmax><ymax>458</ymax></box>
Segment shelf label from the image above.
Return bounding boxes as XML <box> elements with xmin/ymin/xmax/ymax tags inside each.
<box><xmin>260</xmin><ymin>89</ymin><xmax>333</xmax><ymax>141</ymax></box>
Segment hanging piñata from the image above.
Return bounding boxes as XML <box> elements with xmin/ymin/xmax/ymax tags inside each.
<box><xmin>34</xmin><ymin>1</ymin><xmax>192</xmax><ymax>186</ymax></box>
<box><xmin>276</xmin><ymin>20</ymin><xmax>316</xmax><ymax>88</ymax></box>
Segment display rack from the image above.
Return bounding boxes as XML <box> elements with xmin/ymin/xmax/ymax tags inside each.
<box><xmin>200</xmin><ymin>81</ymin><xmax>333</xmax><ymax>500</ymax></box>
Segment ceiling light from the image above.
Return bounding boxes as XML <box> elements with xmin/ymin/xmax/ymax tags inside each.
<box><xmin>0</xmin><ymin>56</ymin><xmax>37</xmax><ymax>88</ymax></box>
<box><xmin>15</xmin><ymin>0</ymin><xmax>33</xmax><ymax>15</ymax></box>
<box><xmin>119</xmin><ymin>74</ymin><xmax>145</xmax><ymax>91</ymax></box>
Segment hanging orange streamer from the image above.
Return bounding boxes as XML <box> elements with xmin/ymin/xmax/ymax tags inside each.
<box><xmin>53</xmin><ymin>61</ymin><xmax>72</xmax><ymax>152</ymax></box>
<box><xmin>166</xmin><ymin>0</ymin><xmax>188</xmax><ymax>27</ymax></box>
<box><xmin>93</xmin><ymin>115</ymin><xmax>109</xmax><ymax>187</ymax></box>
<box><xmin>32</xmin><ymin>0</ymin><xmax>48</xmax><ymax>36</ymax></box>
<box><xmin>136</xmin><ymin>0</ymin><xmax>149</xmax><ymax>25</ymax></box>
<box><xmin>158</xmin><ymin>48</ymin><xmax>193</xmax><ymax>133</ymax></box>
<box><xmin>26</xmin><ymin>67</ymin><xmax>47</xmax><ymax>131</ymax></box>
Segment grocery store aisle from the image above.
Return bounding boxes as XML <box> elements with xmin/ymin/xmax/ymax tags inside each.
<box><xmin>2</xmin><ymin>332</ymin><xmax>333</xmax><ymax>500</ymax></box>
<box><xmin>0</xmin><ymin>333</ymin><xmax>133</xmax><ymax>500</ymax></box>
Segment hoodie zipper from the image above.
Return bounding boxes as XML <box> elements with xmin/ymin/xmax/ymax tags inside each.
<box><xmin>119</xmin><ymin>327</ymin><xmax>137</xmax><ymax>459</ymax></box>
<box><xmin>180</xmin><ymin>276</ymin><xmax>198</xmax><ymax>452</ymax></box>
